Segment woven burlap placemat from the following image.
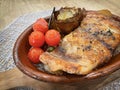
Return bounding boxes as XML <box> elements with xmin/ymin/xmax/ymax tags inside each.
<box><xmin>0</xmin><ymin>10</ymin><xmax>52</xmax><ymax>72</ymax></box>
<box><xmin>0</xmin><ymin>10</ymin><xmax>120</xmax><ymax>90</ymax></box>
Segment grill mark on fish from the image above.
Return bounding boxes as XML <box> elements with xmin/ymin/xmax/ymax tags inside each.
<box><xmin>81</xmin><ymin>29</ymin><xmax>114</xmax><ymax>54</ymax></box>
<box><xmin>92</xmin><ymin>34</ymin><xmax>114</xmax><ymax>53</ymax></box>
<box><xmin>99</xmin><ymin>40</ymin><xmax>114</xmax><ymax>53</ymax></box>
<box><xmin>51</xmin><ymin>48</ymin><xmax>82</xmax><ymax>62</ymax></box>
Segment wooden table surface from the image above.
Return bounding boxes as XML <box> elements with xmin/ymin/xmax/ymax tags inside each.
<box><xmin>0</xmin><ymin>0</ymin><xmax>120</xmax><ymax>90</ymax></box>
<box><xmin>0</xmin><ymin>0</ymin><xmax>120</xmax><ymax>31</ymax></box>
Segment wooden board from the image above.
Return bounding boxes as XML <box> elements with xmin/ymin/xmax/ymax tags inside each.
<box><xmin>0</xmin><ymin>67</ymin><xmax>120</xmax><ymax>90</ymax></box>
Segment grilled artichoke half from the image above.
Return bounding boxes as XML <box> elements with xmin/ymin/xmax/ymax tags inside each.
<box><xmin>50</xmin><ymin>7</ymin><xmax>86</xmax><ymax>34</ymax></box>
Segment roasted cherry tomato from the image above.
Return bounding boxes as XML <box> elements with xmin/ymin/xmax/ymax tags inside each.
<box><xmin>28</xmin><ymin>47</ymin><xmax>44</xmax><ymax>64</ymax></box>
<box><xmin>29</xmin><ymin>31</ymin><xmax>45</xmax><ymax>47</ymax></box>
<box><xmin>36</xmin><ymin>18</ymin><xmax>48</xmax><ymax>26</ymax></box>
<box><xmin>33</xmin><ymin>18</ymin><xmax>48</xmax><ymax>33</ymax></box>
<box><xmin>45</xmin><ymin>30</ymin><xmax>61</xmax><ymax>46</ymax></box>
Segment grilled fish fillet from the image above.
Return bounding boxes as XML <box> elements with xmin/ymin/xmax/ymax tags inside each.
<box><xmin>40</xmin><ymin>11</ymin><xmax>120</xmax><ymax>75</ymax></box>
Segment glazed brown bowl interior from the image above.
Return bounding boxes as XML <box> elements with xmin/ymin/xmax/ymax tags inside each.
<box><xmin>13</xmin><ymin>14</ymin><xmax>120</xmax><ymax>84</ymax></box>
